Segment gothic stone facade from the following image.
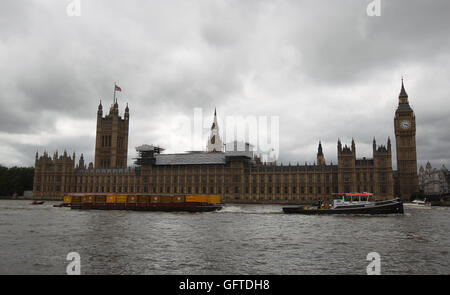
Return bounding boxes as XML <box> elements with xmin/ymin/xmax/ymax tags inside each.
<box><xmin>33</xmin><ymin>82</ymin><xmax>417</xmax><ymax>202</ymax></box>
<box><xmin>419</xmin><ymin>162</ymin><xmax>449</xmax><ymax>195</ymax></box>
<box><xmin>32</xmin><ymin>142</ymin><xmax>394</xmax><ymax>203</ymax></box>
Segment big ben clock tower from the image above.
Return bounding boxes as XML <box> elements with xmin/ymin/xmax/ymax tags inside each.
<box><xmin>394</xmin><ymin>79</ymin><xmax>419</xmax><ymax>200</ymax></box>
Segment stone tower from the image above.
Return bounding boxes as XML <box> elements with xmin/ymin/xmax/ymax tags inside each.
<box><xmin>94</xmin><ymin>100</ymin><xmax>129</xmax><ymax>168</ymax></box>
<box><xmin>373</xmin><ymin>137</ymin><xmax>394</xmax><ymax>197</ymax></box>
<box><xmin>337</xmin><ymin>139</ymin><xmax>356</xmax><ymax>193</ymax></box>
<box><xmin>394</xmin><ymin>79</ymin><xmax>418</xmax><ymax>200</ymax></box>
<box><xmin>207</xmin><ymin>108</ymin><xmax>223</xmax><ymax>152</ymax></box>
<box><xmin>317</xmin><ymin>141</ymin><xmax>325</xmax><ymax>165</ymax></box>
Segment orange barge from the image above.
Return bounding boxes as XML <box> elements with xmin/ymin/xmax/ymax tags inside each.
<box><xmin>60</xmin><ymin>194</ymin><xmax>222</xmax><ymax>212</ymax></box>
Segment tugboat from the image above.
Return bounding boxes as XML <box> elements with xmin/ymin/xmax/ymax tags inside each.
<box><xmin>283</xmin><ymin>193</ymin><xmax>403</xmax><ymax>215</ymax></box>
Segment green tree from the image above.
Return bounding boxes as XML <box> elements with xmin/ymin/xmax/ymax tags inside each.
<box><xmin>0</xmin><ymin>165</ymin><xmax>34</xmax><ymax>196</ymax></box>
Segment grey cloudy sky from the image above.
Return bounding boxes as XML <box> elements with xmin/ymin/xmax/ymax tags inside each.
<box><xmin>0</xmin><ymin>0</ymin><xmax>449</xmax><ymax>170</ymax></box>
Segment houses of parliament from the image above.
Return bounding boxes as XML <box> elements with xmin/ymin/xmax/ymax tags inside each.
<box><xmin>32</xmin><ymin>81</ymin><xmax>419</xmax><ymax>202</ymax></box>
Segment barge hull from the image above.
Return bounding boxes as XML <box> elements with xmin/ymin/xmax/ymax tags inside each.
<box><xmin>70</xmin><ymin>203</ymin><xmax>222</xmax><ymax>212</ymax></box>
<box><xmin>283</xmin><ymin>200</ymin><xmax>403</xmax><ymax>215</ymax></box>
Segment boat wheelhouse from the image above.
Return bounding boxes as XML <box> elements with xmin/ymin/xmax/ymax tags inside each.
<box><xmin>332</xmin><ymin>193</ymin><xmax>375</xmax><ymax>208</ymax></box>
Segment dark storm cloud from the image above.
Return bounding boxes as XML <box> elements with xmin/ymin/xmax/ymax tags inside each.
<box><xmin>284</xmin><ymin>1</ymin><xmax>450</xmax><ymax>84</ymax></box>
<box><xmin>0</xmin><ymin>0</ymin><xmax>449</xmax><ymax>168</ymax></box>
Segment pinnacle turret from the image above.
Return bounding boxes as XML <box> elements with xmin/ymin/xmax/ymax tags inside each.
<box><xmin>317</xmin><ymin>141</ymin><xmax>325</xmax><ymax>165</ymax></box>
<box><xmin>317</xmin><ymin>141</ymin><xmax>323</xmax><ymax>156</ymax></box>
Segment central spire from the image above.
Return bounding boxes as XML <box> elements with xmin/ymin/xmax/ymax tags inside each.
<box><xmin>211</xmin><ymin>107</ymin><xmax>218</xmax><ymax>130</ymax></box>
<box><xmin>207</xmin><ymin>108</ymin><xmax>223</xmax><ymax>152</ymax></box>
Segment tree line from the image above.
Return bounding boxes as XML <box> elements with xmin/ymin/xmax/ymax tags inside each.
<box><xmin>0</xmin><ymin>165</ymin><xmax>34</xmax><ymax>196</ymax></box>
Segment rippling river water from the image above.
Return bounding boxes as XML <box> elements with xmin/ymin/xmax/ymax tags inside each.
<box><xmin>0</xmin><ymin>200</ymin><xmax>449</xmax><ymax>274</ymax></box>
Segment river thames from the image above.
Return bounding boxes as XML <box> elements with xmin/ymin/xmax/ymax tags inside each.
<box><xmin>0</xmin><ymin>200</ymin><xmax>448</xmax><ymax>275</ymax></box>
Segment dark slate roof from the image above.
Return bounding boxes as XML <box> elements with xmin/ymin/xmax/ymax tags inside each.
<box><xmin>154</xmin><ymin>151</ymin><xmax>252</xmax><ymax>165</ymax></box>
<box><xmin>396</xmin><ymin>102</ymin><xmax>413</xmax><ymax>113</ymax></box>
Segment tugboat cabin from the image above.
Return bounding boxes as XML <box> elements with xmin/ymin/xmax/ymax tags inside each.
<box><xmin>332</xmin><ymin>193</ymin><xmax>373</xmax><ymax>208</ymax></box>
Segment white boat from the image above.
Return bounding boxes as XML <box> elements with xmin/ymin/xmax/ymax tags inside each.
<box><xmin>405</xmin><ymin>199</ymin><xmax>431</xmax><ymax>207</ymax></box>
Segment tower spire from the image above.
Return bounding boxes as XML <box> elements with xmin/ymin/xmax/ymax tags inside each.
<box><xmin>317</xmin><ymin>141</ymin><xmax>323</xmax><ymax>156</ymax></box>
<box><xmin>399</xmin><ymin>77</ymin><xmax>408</xmax><ymax>102</ymax></box>
<box><xmin>317</xmin><ymin>141</ymin><xmax>325</xmax><ymax>165</ymax></box>
<box><xmin>98</xmin><ymin>99</ymin><xmax>103</xmax><ymax>117</ymax></box>
<box><xmin>207</xmin><ymin>108</ymin><xmax>223</xmax><ymax>152</ymax></box>
<box><xmin>211</xmin><ymin>108</ymin><xmax>218</xmax><ymax>130</ymax></box>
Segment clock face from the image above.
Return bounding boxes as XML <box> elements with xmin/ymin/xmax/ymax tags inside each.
<box><xmin>400</xmin><ymin>120</ymin><xmax>411</xmax><ymax>130</ymax></box>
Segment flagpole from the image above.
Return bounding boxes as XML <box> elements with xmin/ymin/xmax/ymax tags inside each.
<box><xmin>113</xmin><ymin>82</ymin><xmax>116</xmax><ymax>103</ymax></box>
